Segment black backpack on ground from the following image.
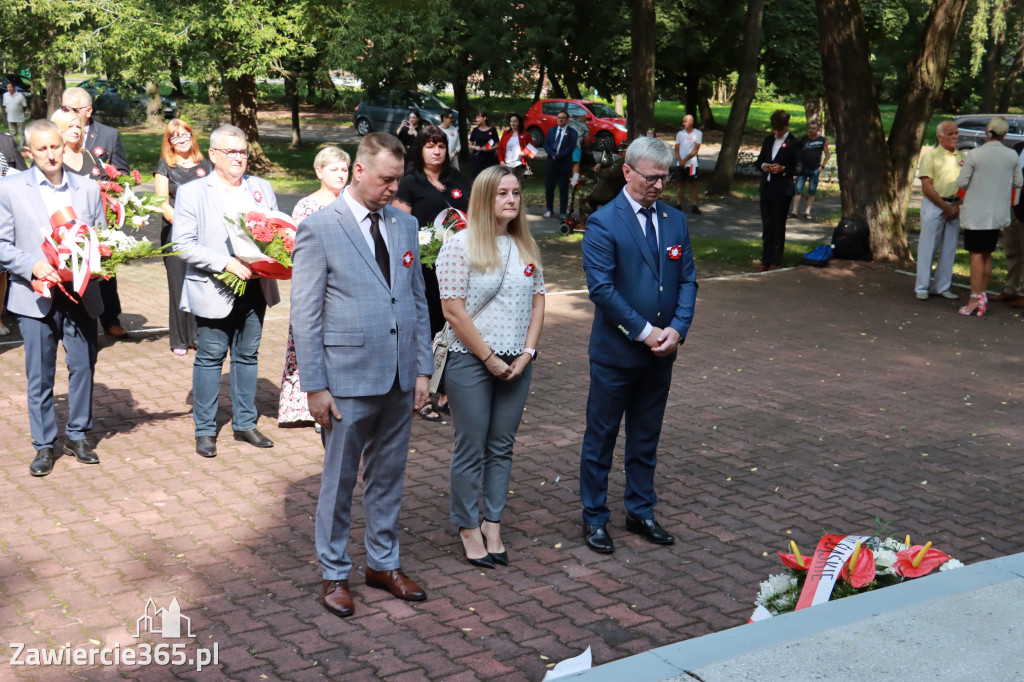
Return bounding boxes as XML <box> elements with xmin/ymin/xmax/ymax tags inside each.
<box><xmin>832</xmin><ymin>217</ymin><xmax>872</xmax><ymax>261</ymax></box>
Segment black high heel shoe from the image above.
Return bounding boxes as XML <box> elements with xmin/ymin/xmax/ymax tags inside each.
<box><xmin>460</xmin><ymin>528</ymin><xmax>495</xmax><ymax>569</ymax></box>
<box><xmin>481</xmin><ymin>519</ymin><xmax>509</xmax><ymax>566</ymax></box>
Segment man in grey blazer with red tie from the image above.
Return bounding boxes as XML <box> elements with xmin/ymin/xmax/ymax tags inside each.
<box><xmin>291</xmin><ymin>133</ymin><xmax>433</xmax><ymax>618</ymax></box>
<box><xmin>579</xmin><ymin>135</ymin><xmax>698</xmax><ymax>554</ymax></box>
<box><xmin>0</xmin><ymin>120</ymin><xmax>107</xmax><ymax>476</ymax></box>
<box><xmin>172</xmin><ymin>125</ymin><xmax>280</xmax><ymax>458</ymax></box>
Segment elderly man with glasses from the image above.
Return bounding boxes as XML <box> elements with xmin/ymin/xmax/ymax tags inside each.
<box><xmin>578</xmin><ymin>136</ymin><xmax>698</xmax><ymax>554</ymax></box>
<box><xmin>172</xmin><ymin>124</ymin><xmax>280</xmax><ymax>458</ymax></box>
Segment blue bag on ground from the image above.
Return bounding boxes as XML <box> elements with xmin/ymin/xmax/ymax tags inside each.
<box><xmin>801</xmin><ymin>244</ymin><xmax>833</xmax><ymax>267</ymax></box>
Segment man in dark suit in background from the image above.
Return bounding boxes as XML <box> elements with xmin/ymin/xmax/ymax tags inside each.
<box><xmin>578</xmin><ymin>135</ymin><xmax>698</xmax><ymax>554</ymax></box>
<box><xmin>0</xmin><ymin>120</ymin><xmax>107</xmax><ymax>476</ymax></box>
<box><xmin>543</xmin><ymin>110</ymin><xmax>578</xmax><ymax>219</ymax></box>
<box><xmin>0</xmin><ymin>131</ymin><xmax>28</xmax><ymax>173</ymax></box>
<box><xmin>62</xmin><ymin>86</ymin><xmax>130</xmax><ymax>337</ymax></box>
<box><xmin>755</xmin><ymin>109</ymin><xmax>802</xmax><ymax>271</ymax></box>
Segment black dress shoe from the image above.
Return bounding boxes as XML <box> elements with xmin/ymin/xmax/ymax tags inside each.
<box><xmin>233</xmin><ymin>428</ymin><xmax>273</xmax><ymax>448</ymax></box>
<box><xmin>625</xmin><ymin>514</ymin><xmax>675</xmax><ymax>545</ymax></box>
<box><xmin>30</xmin><ymin>448</ymin><xmax>55</xmax><ymax>477</ymax></box>
<box><xmin>584</xmin><ymin>524</ymin><xmax>615</xmax><ymax>554</ymax></box>
<box><xmin>468</xmin><ymin>554</ymin><xmax>496</xmax><ymax>569</ymax></box>
<box><xmin>195</xmin><ymin>436</ymin><xmax>217</xmax><ymax>458</ymax></box>
<box><xmin>63</xmin><ymin>439</ymin><xmax>99</xmax><ymax>464</ymax></box>
<box><xmin>488</xmin><ymin>551</ymin><xmax>509</xmax><ymax>567</ymax></box>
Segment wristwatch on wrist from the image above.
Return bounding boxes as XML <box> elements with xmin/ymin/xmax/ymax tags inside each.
<box><xmin>523</xmin><ymin>347</ymin><xmax>537</xmax><ymax>360</ymax></box>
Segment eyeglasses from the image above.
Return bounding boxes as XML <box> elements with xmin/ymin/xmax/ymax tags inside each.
<box><xmin>59</xmin><ymin>105</ymin><xmax>87</xmax><ymax>113</ymax></box>
<box><xmin>170</xmin><ymin>133</ymin><xmax>192</xmax><ymax>143</ymax></box>
<box><xmin>627</xmin><ymin>165</ymin><xmax>669</xmax><ymax>185</ymax></box>
<box><xmin>212</xmin><ymin>148</ymin><xmax>249</xmax><ymax>159</ymax></box>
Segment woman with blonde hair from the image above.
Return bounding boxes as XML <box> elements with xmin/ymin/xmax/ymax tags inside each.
<box><xmin>154</xmin><ymin>119</ymin><xmax>213</xmax><ymax>355</ymax></box>
<box><xmin>435</xmin><ymin>165</ymin><xmax>545</xmax><ymax>568</ymax></box>
<box><xmin>51</xmin><ymin>108</ymin><xmax>100</xmax><ymax>177</ymax></box>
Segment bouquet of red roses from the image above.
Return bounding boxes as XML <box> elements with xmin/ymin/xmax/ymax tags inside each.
<box><xmin>215</xmin><ymin>210</ymin><xmax>296</xmax><ymax>296</ymax></box>
<box><xmin>97</xmin><ymin>164</ymin><xmax>164</xmax><ymax>231</ymax></box>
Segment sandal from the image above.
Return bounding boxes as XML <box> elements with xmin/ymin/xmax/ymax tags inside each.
<box><xmin>418</xmin><ymin>402</ymin><xmax>443</xmax><ymax>422</ymax></box>
<box><xmin>804</xmin><ymin>213</ymin><xmax>812</xmax><ymax>220</ymax></box>
<box><xmin>436</xmin><ymin>396</ymin><xmax>451</xmax><ymax>416</ymax></box>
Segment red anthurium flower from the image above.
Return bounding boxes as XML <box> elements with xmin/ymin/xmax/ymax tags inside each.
<box><xmin>777</xmin><ymin>551</ymin><xmax>809</xmax><ymax>571</ymax></box>
<box><xmin>840</xmin><ymin>547</ymin><xmax>876</xmax><ymax>588</ymax></box>
<box><xmin>894</xmin><ymin>545</ymin><xmax>950</xmax><ymax>578</ymax></box>
<box><xmin>402</xmin><ymin>250</ymin><xmax>414</xmax><ymax>267</ymax></box>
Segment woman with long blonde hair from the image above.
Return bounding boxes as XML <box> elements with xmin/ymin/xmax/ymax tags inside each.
<box><xmin>51</xmin><ymin>108</ymin><xmax>100</xmax><ymax>177</ymax></box>
<box><xmin>435</xmin><ymin>165</ymin><xmax>545</xmax><ymax>568</ymax></box>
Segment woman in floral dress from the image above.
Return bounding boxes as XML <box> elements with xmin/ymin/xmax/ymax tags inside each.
<box><xmin>278</xmin><ymin>146</ymin><xmax>350</xmax><ymax>425</ymax></box>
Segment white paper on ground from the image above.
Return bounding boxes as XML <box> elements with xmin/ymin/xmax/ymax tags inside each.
<box><xmin>542</xmin><ymin>646</ymin><xmax>592</xmax><ymax>680</ymax></box>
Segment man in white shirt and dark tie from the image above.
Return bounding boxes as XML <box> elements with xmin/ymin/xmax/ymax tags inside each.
<box><xmin>543</xmin><ymin>110</ymin><xmax>579</xmax><ymax>219</ymax></box>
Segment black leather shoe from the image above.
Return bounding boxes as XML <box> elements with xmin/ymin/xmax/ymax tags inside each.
<box><xmin>233</xmin><ymin>428</ymin><xmax>273</xmax><ymax>448</ymax></box>
<box><xmin>584</xmin><ymin>524</ymin><xmax>615</xmax><ymax>554</ymax></box>
<box><xmin>625</xmin><ymin>514</ymin><xmax>675</xmax><ymax>545</ymax></box>
<box><xmin>195</xmin><ymin>436</ymin><xmax>217</xmax><ymax>458</ymax></box>
<box><xmin>64</xmin><ymin>439</ymin><xmax>99</xmax><ymax>464</ymax></box>
<box><xmin>30</xmin><ymin>448</ymin><xmax>55</xmax><ymax>477</ymax></box>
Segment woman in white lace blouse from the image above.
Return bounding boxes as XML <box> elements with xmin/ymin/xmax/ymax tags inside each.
<box><xmin>435</xmin><ymin>165</ymin><xmax>546</xmax><ymax>569</ymax></box>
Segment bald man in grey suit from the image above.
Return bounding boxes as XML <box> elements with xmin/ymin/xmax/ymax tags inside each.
<box><xmin>291</xmin><ymin>133</ymin><xmax>433</xmax><ymax>618</ymax></box>
<box><xmin>0</xmin><ymin>120</ymin><xmax>106</xmax><ymax>476</ymax></box>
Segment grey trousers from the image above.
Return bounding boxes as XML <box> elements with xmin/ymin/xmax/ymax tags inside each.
<box><xmin>446</xmin><ymin>351</ymin><xmax>533</xmax><ymax>528</ymax></box>
<box><xmin>315</xmin><ymin>379</ymin><xmax>413</xmax><ymax>580</ymax></box>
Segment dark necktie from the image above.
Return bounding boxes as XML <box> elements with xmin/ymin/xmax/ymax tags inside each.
<box><xmin>556</xmin><ymin>127</ymin><xmax>564</xmax><ymax>153</ymax></box>
<box><xmin>0</xmin><ymin>152</ymin><xmax>8</xmax><ymax>176</ymax></box>
<box><xmin>369</xmin><ymin>211</ymin><xmax>390</xmax><ymax>287</ymax></box>
<box><xmin>640</xmin><ymin>207</ymin><xmax>659</xmax><ymax>274</ymax></box>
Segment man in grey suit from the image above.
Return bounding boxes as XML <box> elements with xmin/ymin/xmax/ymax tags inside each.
<box><xmin>291</xmin><ymin>133</ymin><xmax>433</xmax><ymax>618</ymax></box>
<box><xmin>172</xmin><ymin>125</ymin><xmax>280</xmax><ymax>458</ymax></box>
<box><xmin>0</xmin><ymin>120</ymin><xmax>106</xmax><ymax>476</ymax></box>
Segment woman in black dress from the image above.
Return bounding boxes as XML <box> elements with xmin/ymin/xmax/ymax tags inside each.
<box><xmin>396</xmin><ymin>110</ymin><xmax>424</xmax><ymax>168</ymax></box>
<box><xmin>154</xmin><ymin>119</ymin><xmax>214</xmax><ymax>356</ymax></box>
<box><xmin>393</xmin><ymin>125</ymin><xmax>472</xmax><ymax>420</ymax></box>
<box><xmin>51</xmin><ymin>109</ymin><xmax>101</xmax><ymax>178</ymax></box>
<box><xmin>468</xmin><ymin>110</ymin><xmax>500</xmax><ymax>179</ymax></box>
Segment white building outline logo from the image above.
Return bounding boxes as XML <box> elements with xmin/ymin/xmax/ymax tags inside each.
<box><xmin>134</xmin><ymin>597</ymin><xmax>194</xmax><ymax>639</ymax></box>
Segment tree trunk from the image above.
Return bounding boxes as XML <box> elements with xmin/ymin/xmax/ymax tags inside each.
<box><xmin>564</xmin><ymin>73</ymin><xmax>583</xmax><ymax>100</ymax></box>
<box><xmin>684</xmin><ymin>71</ymin><xmax>699</xmax><ymax>118</ymax></box>
<box><xmin>453</xmin><ymin>77</ymin><xmax>470</xmax><ymax>166</ymax></box>
<box><xmin>697</xmin><ymin>91</ymin><xmax>718</xmax><ymax>130</ymax></box>
<box><xmin>548</xmin><ymin>75</ymin><xmax>565</xmax><ymax>99</ymax></box>
<box><xmin>284</xmin><ymin>71</ymin><xmax>301</xmax><ymax>148</ymax></box>
<box><xmin>614</xmin><ymin>94</ymin><xmax>625</xmax><ymax>116</ymax></box>
<box><xmin>169</xmin><ymin>57</ymin><xmax>185</xmax><ymax>99</ymax></box>
<box><xmin>707</xmin><ymin>0</ymin><xmax>764</xmax><ymax>194</ymax></box>
<box><xmin>207</xmin><ymin>68</ymin><xmax>220</xmax><ymax>105</ymax></box>
<box><xmin>997</xmin><ymin>28</ymin><xmax>1024</xmax><ymax>111</ymax></box>
<box><xmin>29</xmin><ymin>73</ymin><xmax>47</xmax><ymax>119</ymax></box>
<box><xmin>224</xmin><ymin>74</ymin><xmax>271</xmax><ymax>174</ymax></box>
<box><xmin>817</xmin><ymin>0</ymin><xmax>903</xmax><ymax>262</ymax></box>
<box><xmin>628</xmin><ymin>0</ymin><xmax>656</xmax><ymax>138</ymax></box>
<box><xmin>803</xmin><ymin>98</ymin><xmax>823</xmax><ymax>125</ymax></box>
<box><xmin>533</xmin><ymin>64</ymin><xmax>546</xmax><ymax>102</ymax></box>
<box><xmin>44</xmin><ymin>69</ymin><xmax>65</xmax><ymax>117</ymax></box>
<box><xmin>981</xmin><ymin>33</ymin><xmax>1003</xmax><ymax>112</ymax></box>
<box><xmin>886</xmin><ymin>0</ymin><xmax>970</xmax><ymax>229</ymax></box>
<box><xmin>145</xmin><ymin>81</ymin><xmax>162</xmax><ymax>124</ymax></box>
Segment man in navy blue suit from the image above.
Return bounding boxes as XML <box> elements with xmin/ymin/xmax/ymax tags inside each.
<box><xmin>579</xmin><ymin>136</ymin><xmax>698</xmax><ymax>554</ymax></box>
<box><xmin>543</xmin><ymin>110</ymin><xmax>578</xmax><ymax>219</ymax></box>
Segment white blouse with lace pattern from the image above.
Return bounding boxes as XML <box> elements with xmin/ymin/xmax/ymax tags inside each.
<box><xmin>436</xmin><ymin>231</ymin><xmax>545</xmax><ymax>355</ymax></box>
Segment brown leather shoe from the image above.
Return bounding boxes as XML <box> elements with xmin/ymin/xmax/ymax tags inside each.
<box><xmin>105</xmin><ymin>324</ymin><xmax>128</xmax><ymax>338</ymax></box>
<box><xmin>365</xmin><ymin>568</ymin><xmax>426</xmax><ymax>602</ymax></box>
<box><xmin>322</xmin><ymin>579</ymin><xmax>354</xmax><ymax>617</ymax></box>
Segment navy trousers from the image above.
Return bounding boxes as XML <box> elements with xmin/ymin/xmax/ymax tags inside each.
<box><xmin>579</xmin><ymin>359</ymin><xmax>673</xmax><ymax>526</ymax></box>
<box><xmin>17</xmin><ymin>291</ymin><xmax>98</xmax><ymax>450</ymax></box>
<box><xmin>546</xmin><ymin>157</ymin><xmax>573</xmax><ymax>216</ymax></box>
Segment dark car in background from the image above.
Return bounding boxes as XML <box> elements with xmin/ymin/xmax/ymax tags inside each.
<box><xmin>524</xmin><ymin>99</ymin><xmax>628</xmax><ymax>151</ymax></box>
<box><xmin>353</xmin><ymin>90</ymin><xmax>455</xmax><ymax>136</ymax></box>
<box><xmin>1</xmin><ymin>75</ymin><xmax>30</xmax><ymax>99</ymax></box>
<box><xmin>76</xmin><ymin>78</ymin><xmax>178</xmax><ymax>125</ymax></box>
<box><xmin>953</xmin><ymin>114</ymin><xmax>1024</xmax><ymax>150</ymax></box>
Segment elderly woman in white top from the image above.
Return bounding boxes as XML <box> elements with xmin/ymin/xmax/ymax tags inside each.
<box><xmin>956</xmin><ymin>116</ymin><xmax>1024</xmax><ymax>316</ymax></box>
<box><xmin>436</xmin><ymin>165</ymin><xmax>545</xmax><ymax>569</ymax></box>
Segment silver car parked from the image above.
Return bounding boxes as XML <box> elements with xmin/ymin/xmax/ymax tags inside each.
<box><xmin>353</xmin><ymin>90</ymin><xmax>455</xmax><ymax>136</ymax></box>
<box><xmin>953</xmin><ymin>114</ymin><xmax>1024</xmax><ymax>150</ymax></box>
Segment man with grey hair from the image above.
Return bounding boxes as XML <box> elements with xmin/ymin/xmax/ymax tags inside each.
<box><xmin>578</xmin><ymin>136</ymin><xmax>698</xmax><ymax>554</ymax></box>
<box><xmin>62</xmin><ymin>85</ymin><xmax>130</xmax><ymax>337</ymax></box>
<box><xmin>0</xmin><ymin>119</ymin><xmax>107</xmax><ymax>476</ymax></box>
<box><xmin>914</xmin><ymin>120</ymin><xmax>964</xmax><ymax>301</ymax></box>
<box><xmin>172</xmin><ymin>125</ymin><xmax>280</xmax><ymax>458</ymax></box>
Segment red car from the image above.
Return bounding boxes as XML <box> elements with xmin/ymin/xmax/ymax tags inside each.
<box><xmin>524</xmin><ymin>99</ymin><xmax>628</xmax><ymax>151</ymax></box>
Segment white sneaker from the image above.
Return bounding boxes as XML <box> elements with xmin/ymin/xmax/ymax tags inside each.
<box><xmin>543</xmin><ymin>211</ymin><xmax>552</xmax><ymax>218</ymax></box>
<box><xmin>938</xmin><ymin>290</ymin><xmax>959</xmax><ymax>300</ymax></box>
<box><xmin>915</xmin><ymin>292</ymin><xmax>929</xmax><ymax>300</ymax></box>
